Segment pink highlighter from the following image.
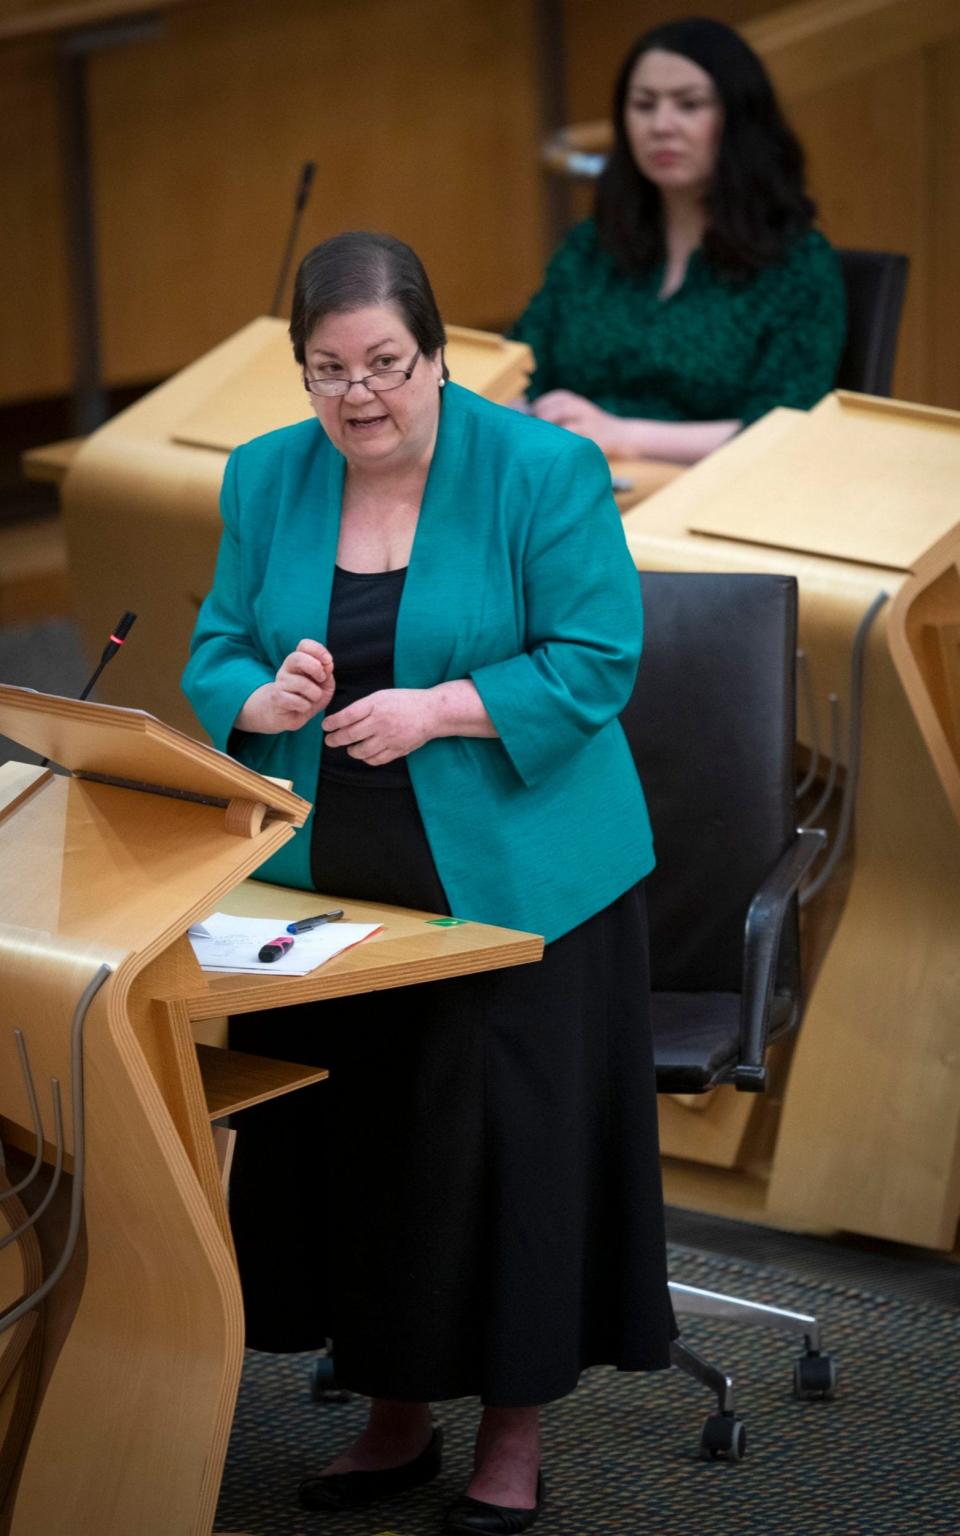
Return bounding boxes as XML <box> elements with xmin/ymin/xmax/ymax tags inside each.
<box><xmin>258</xmin><ymin>935</ymin><xmax>294</xmax><ymax>963</ymax></box>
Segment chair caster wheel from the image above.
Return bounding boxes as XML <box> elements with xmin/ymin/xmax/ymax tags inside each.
<box><xmin>310</xmin><ymin>1353</ymin><xmax>351</xmax><ymax>1403</ymax></box>
<box><xmin>793</xmin><ymin>1353</ymin><xmax>837</xmax><ymax>1400</ymax></box>
<box><xmin>699</xmin><ymin>1413</ymin><xmax>747</xmax><ymax>1461</ymax></box>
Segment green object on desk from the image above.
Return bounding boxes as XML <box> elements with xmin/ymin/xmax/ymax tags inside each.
<box><xmin>426</xmin><ymin>917</ymin><xmax>467</xmax><ymax>927</ymax></box>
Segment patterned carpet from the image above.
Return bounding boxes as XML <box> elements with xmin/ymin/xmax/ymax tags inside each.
<box><xmin>216</xmin><ymin>1243</ymin><xmax>960</xmax><ymax>1536</ymax></box>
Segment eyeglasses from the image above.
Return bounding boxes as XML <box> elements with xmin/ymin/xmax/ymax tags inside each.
<box><xmin>303</xmin><ymin>347</ymin><xmax>422</xmax><ymax>398</ymax></box>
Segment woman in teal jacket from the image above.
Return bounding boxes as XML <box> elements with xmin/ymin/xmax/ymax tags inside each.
<box><xmin>183</xmin><ymin>232</ymin><xmax>673</xmax><ymax>1534</ymax></box>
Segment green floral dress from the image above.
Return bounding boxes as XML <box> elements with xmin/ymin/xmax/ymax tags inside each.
<box><xmin>512</xmin><ymin>220</ymin><xmax>846</xmax><ymax>426</ymax></box>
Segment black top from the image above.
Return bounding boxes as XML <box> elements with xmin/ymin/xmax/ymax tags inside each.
<box><xmin>319</xmin><ymin>564</ymin><xmax>411</xmax><ymax>789</ymax></box>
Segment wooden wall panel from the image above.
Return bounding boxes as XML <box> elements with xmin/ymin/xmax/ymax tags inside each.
<box><xmin>1</xmin><ymin>0</ymin><xmax>546</xmax><ymax>402</ymax></box>
<box><xmin>789</xmin><ymin>51</ymin><xmax>930</xmax><ymax>405</ymax></box>
<box><xmin>0</xmin><ymin>39</ymin><xmax>71</xmax><ymax>401</ymax></box>
<box><xmin>562</xmin><ymin>0</ymin><xmax>783</xmax><ymax>123</ymax></box>
<box><xmin>928</xmin><ymin>35</ymin><xmax>960</xmax><ymax>410</ymax></box>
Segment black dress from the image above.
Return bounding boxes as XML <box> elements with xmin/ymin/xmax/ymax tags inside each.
<box><xmin>228</xmin><ymin>565</ymin><xmax>675</xmax><ymax>1406</ymax></box>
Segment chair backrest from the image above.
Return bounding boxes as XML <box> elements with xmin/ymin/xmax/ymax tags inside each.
<box><xmin>835</xmin><ymin>248</ymin><xmax>909</xmax><ymax>397</ymax></box>
<box><xmin>622</xmin><ymin>572</ymin><xmax>799</xmax><ymax>996</ymax></box>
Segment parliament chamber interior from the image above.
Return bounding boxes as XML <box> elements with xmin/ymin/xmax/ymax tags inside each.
<box><xmin>1</xmin><ymin>1</ymin><xmax>959</xmax><ymax>1534</ymax></box>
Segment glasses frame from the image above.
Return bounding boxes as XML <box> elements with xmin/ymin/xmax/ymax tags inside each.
<box><xmin>303</xmin><ymin>346</ymin><xmax>422</xmax><ymax>398</ymax></box>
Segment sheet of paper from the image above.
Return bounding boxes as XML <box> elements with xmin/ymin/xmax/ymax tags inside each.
<box><xmin>187</xmin><ymin>911</ymin><xmax>381</xmax><ymax>975</ymax></box>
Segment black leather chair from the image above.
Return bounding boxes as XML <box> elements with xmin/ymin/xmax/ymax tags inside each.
<box><xmin>835</xmin><ymin>248</ymin><xmax>909</xmax><ymax>396</ymax></box>
<box><xmin>622</xmin><ymin>571</ymin><xmax>834</xmax><ymax>1461</ymax></box>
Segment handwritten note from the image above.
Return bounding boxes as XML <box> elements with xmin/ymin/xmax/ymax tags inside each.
<box><xmin>188</xmin><ymin>912</ymin><xmax>381</xmax><ymax>975</ymax></box>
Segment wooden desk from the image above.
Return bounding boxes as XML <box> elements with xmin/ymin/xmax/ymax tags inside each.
<box><xmin>20</xmin><ymin>437</ymin><xmax>84</xmax><ymax>485</ymax></box>
<box><xmin>0</xmin><ymin>716</ymin><xmax>542</xmax><ymax>1535</ymax></box>
<box><xmin>623</xmin><ymin>391</ymin><xmax>960</xmax><ymax>1252</ymax></box>
<box><xmin>609</xmin><ymin>455</ymin><xmax>685</xmax><ymax>512</ymax></box>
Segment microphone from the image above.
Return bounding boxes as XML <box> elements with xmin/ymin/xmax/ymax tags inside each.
<box><xmin>38</xmin><ymin>611</ymin><xmax>137</xmax><ymax>768</ymax></box>
<box><xmin>270</xmin><ymin>160</ymin><xmax>316</xmax><ymax>317</ymax></box>
<box><xmin>78</xmin><ymin>610</ymin><xmax>138</xmax><ymax>701</ymax></box>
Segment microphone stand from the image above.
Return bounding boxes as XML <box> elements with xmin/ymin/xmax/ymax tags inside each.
<box><xmin>39</xmin><ymin>611</ymin><xmax>137</xmax><ymax>767</ymax></box>
<box><xmin>271</xmin><ymin>161</ymin><xmax>316</xmax><ymax>317</ymax></box>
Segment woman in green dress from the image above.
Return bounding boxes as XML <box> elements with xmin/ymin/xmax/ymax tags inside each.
<box><xmin>513</xmin><ymin>17</ymin><xmax>846</xmax><ymax>464</ymax></box>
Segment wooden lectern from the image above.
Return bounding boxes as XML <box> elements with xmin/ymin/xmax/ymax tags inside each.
<box><xmin>0</xmin><ymin>684</ymin><xmax>542</xmax><ymax>1535</ymax></box>
<box><xmin>623</xmin><ymin>390</ymin><xmax>960</xmax><ymax>1251</ymax></box>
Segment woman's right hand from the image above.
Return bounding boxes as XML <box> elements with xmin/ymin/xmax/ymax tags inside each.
<box><xmin>234</xmin><ymin>639</ymin><xmax>336</xmax><ymax>734</ymax></box>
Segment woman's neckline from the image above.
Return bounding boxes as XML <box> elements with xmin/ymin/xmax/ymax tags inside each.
<box><xmin>334</xmin><ymin>563</ymin><xmax>409</xmax><ymax>578</ymax></box>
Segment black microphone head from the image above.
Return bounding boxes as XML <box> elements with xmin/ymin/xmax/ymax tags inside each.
<box><xmin>296</xmin><ymin>161</ymin><xmax>316</xmax><ymax>211</ymax></box>
<box><xmin>113</xmin><ymin>611</ymin><xmax>137</xmax><ymax>641</ymax></box>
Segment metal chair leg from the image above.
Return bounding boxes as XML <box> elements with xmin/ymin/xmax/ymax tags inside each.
<box><xmin>670</xmin><ymin>1279</ymin><xmax>821</xmax><ymax>1351</ymax></box>
<box><xmin>669</xmin><ymin>1279</ymin><xmax>838</xmax><ymax>1406</ymax></box>
<box><xmin>670</xmin><ymin>1338</ymin><xmax>746</xmax><ymax>1462</ymax></box>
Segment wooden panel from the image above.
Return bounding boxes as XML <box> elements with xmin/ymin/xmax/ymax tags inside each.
<box><xmin>0</xmin><ymin>771</ymin><xmax>299</xmax><ymax>964</ymax></box>
<box><xmin>60</xmin><ymin>319</ymin><xmax>274</xmax><ymax>733</ymax></box>
<box><xmin>0</xmin><ymin>519</ymin><xmax>69</xmax><ymax>625</ymax></box>
<box><xmin>789</xmin><ymin>49</ymin><xmax>930</xmax><ymax>405</ymax></box>
<box><xmin>0</xmin><ymin>1180</ymin><xmax>43</xmax><ymax>1515</ymax></box>
<box><xmin>686</xmin><ymin>393</ymin><xmax>960</xmax><ymax>569</ymax></box>
<box><xmin>889</xmin><ymin>543</ymin><xmax>960</xmax><ymax>828</ymax></box>
<box><xmin>920</xmin><ymin>617</ymin><xmax>960</xmax><ymax>764</ymax></box>
<box><xmin>768</xmin><ymin>610</ymin><xmax>960</xmax><ymax>1249</ymax></box>
<box><xmin>0</xmin><ymin>763</ymin><xmax>51</xmax><ymax>819</ymax></box>
<box><xmin>91</xmin><ymin>0</ymin><xmax>544</xmax><ymax>383</ymax></box>
<box><xmin>4</xmin><ymin>946</ymin><xmax>244</xmax><ymax>1536</ymax></box>
<box><xmin>197</xmin><ymin>1042</ymin><xmax>328</xmax><ymax>1119</ymax></box>
<box><xmin>928</xmin><ymin>36</ymin><xmax>960</xmax><ymax>411</ymax></box>
<box><xmin>608</xmin><ymin>455</ymin><xmax>685</xmax><ymax>511</ymax></box>
<box><xmin>0</xmin><ymin>0</ymin><xmax>545</xmax><ymax>404</ymax></box>
<box><xmin>0</xmin><ymin>0</ymin><xmax>203</xmax><ymax>42</ymax></box>
<box><xmin>187</xmin><ymin>877</ymin><xmax>544</xmax><ymax>1020</ymax></box>
<box><xmin>562</xmin><ymin>0</ymin><xmax>780</xmax><ymax>122</ymax></box>
<box><xmin>658</xmin><ymin>1089</ymin><xmax>756</xmax><ymax>1169</ymax></box>
<box><xmin>749</xmin><ymin>0</ymin><xmax>960</xmax><ymax>100</ymax></box>
<box><xmin>21</xmin><ymin>438</ymin><xmax>83</xmax><ymax>484</ymax></box>
<box><xmin>0</xmin><ymin>683</ymin><xmax>309</xmax><ymax>821</ymax></box>
<box><xmin>0</xmin><ymin>37</ymin><xmax>70</xmax><ymax>402</ymax></box>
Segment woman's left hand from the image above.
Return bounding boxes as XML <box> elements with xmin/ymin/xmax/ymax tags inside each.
<box><xmin>322</xmin><ymin>689</ymin><xmax>437</xmax><ymax>765</ymax></box>
<box><xmin>530</xmin><ymin>391</ymin><xmax>631</xmax><ymax>455</ymax></box>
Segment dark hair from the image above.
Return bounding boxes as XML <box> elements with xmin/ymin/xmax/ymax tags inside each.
<box><xmin>290</xmin><ymin>231</ymin><xmax>447</xmax><ymax>368</ymax></box>
<box><xmin>595</xmin><ymin>17</ymin><xmax>815</xmax><ymax>279</ymax></box>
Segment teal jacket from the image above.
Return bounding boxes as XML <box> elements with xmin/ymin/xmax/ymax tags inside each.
<box><xmin>182</xmin><ymin>382</ymin><xmax>654</xmax><ymax>942</ymax></box>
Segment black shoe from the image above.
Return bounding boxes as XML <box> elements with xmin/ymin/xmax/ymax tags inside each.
<box><xmin>297</xmin><ymin>1425</ymin><xmax>444</xmax><ymax>1511</ymax></box>
<box><xmin>444</xmin><ymin>1471</ymin><xmax>545</xmax><ymax>1533</ymax></box>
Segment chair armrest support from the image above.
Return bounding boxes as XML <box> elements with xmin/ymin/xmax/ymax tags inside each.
<box><xmin>735</xmin><ymin>828</ymin><xmax>826</xmax><ymax>1090</ymax></box>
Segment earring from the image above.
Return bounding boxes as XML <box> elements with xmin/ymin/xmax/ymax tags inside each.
<box><xmin>439</xmin><ymin>378</ymin><xmax>446</xmax><ymax>388</ymax></box>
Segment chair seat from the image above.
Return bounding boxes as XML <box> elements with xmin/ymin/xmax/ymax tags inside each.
<box><xmin>652</xmin><ymin>992</ymin><xmax>796</xmax><ymax>1093</ymax></box>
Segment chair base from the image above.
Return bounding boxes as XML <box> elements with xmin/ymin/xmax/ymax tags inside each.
<box><xmin>669</xmin><ymin>1278</ymin><xmax>837</xmax><ymax>1460</ymax></box>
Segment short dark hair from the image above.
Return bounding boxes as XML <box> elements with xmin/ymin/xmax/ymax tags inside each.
<box><xmin>595</xmin><ymin>17</ymin><xmax>816</xmax><ymax>279</ymax></box>
<box><xmin>290</xmin><ymin>231</ymin><xmax>447</xmax><ymax>367</ymax></box>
